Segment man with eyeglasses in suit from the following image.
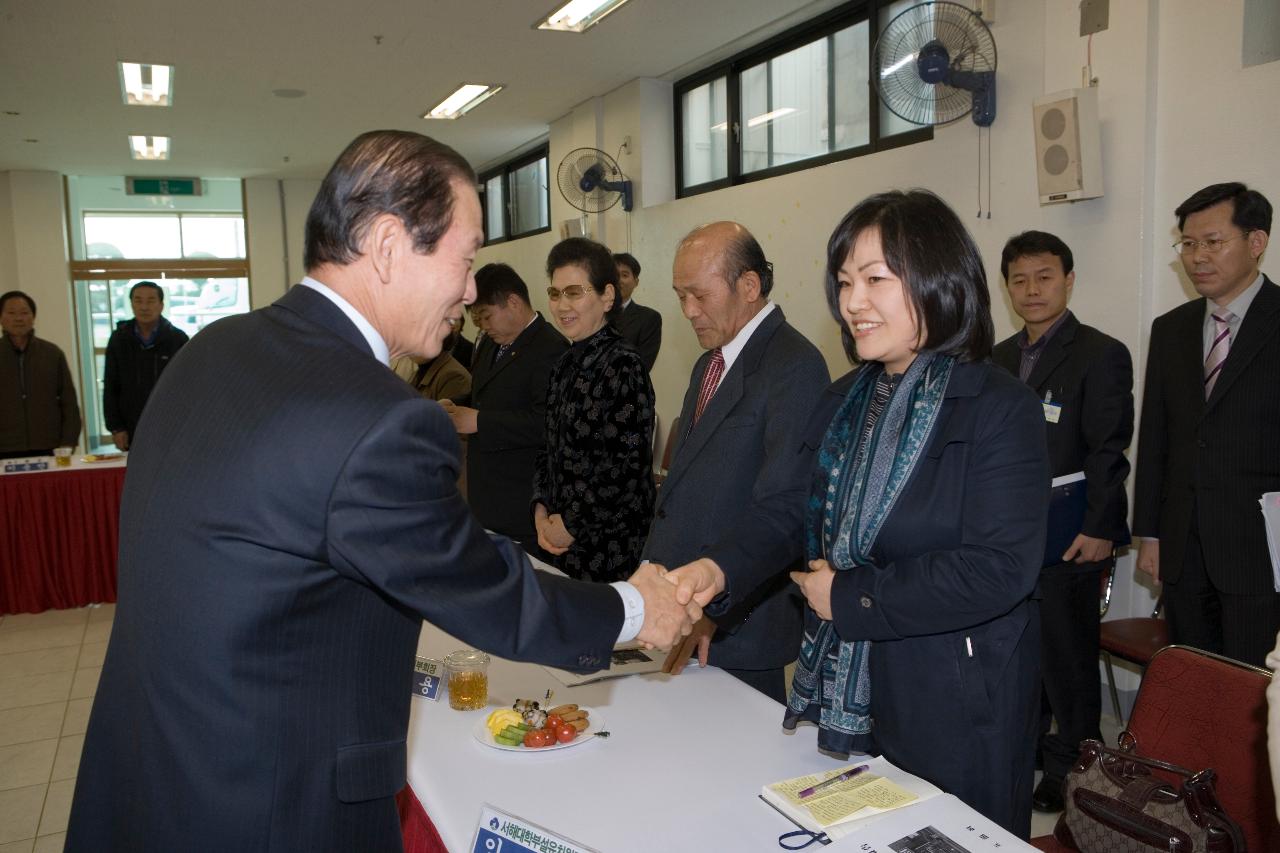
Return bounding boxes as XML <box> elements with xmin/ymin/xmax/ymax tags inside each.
<box><xmin>1134</xmin><ymin>182</ymin><xmax>1280</xmax><ymax>667</ymax></box>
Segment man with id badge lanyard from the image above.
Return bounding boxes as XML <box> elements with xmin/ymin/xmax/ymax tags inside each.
<box><xmin>992</xmin><ymin>230</ymin><xmax>1134</xmax><ymax>814</ymax></box>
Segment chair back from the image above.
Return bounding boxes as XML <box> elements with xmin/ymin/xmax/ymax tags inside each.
<box><xmin>657</xmin><ymin>416</ymin><xmax>681</xmax><ymax>477</ymax></box>
<box><xmin>1099</xmin><ymin>561</ymin><xmax>1114</xmax><ymax>617</ymax></box>
<box><xmin>1125</xmin><ymin>645</ymin><xmax>1279</xmax><ymax>852</ymax></box>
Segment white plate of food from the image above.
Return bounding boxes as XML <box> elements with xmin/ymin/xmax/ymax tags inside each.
<box><xmin>473</xmin><ymin>705</ymin><xmax>604</xmax><ymax>753</ymax></box>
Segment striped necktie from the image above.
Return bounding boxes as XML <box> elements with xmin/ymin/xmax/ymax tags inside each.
<box><xmin>692</xmin><ymin>349</ymin><xmax>725</xmax><ymax>426</ymax></box>
<box><xmin>1203</xmin><ymin>310</ymin><xmax>1235</xmax><ymax>398</ymax></box>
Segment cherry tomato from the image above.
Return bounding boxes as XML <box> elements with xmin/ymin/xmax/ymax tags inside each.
<box><xmin>555</xmin><ymin>724</ymin><xmax>576</xmax><ymax>744</ymax></box>
<box><xmin>545</xmin><ymin>714</ymin><xmax>563</xmax><ymax>730</ymax></box>
<box><xmin>523</xmin><ymin>729</ymin><xmax>549</xmax><ymax>748</ymax></box>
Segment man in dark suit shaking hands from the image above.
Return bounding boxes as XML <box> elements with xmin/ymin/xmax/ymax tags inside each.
<box><xmin>65</xmin><ymin>131</ymin><xmax>698</xmax><ymax>852</ymax></box>
<box><xmin>992</xmin><ymin>231</ymin><xmax>1134</xmax><ymax>813</ymax></box>
<box><xmin>646</xmin><ymin>222</ymin><xmax>829</xmax><ymax>702</ymax></box>
<box><xmin>1135</xmin><ymin>182</ymin><xmax>1279</xmax><ymax>667</ymax></box>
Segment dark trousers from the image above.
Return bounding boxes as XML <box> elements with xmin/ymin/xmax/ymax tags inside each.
<box><xmin>1038</xmin><ymin>564</ymin><xmax>1103</xmax><ymax>785</ymax></box>
<box><xmin>725</xmin><ymin>666</ymin><xmax>786</xmax><ymax>704</ymax></box>
<box><xmin>1166</xmin><ymin>525</ymin><xmax>1280</xmax><ymax>668</ymax></box>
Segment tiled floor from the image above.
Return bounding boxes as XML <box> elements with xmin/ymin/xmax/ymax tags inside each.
<box><xmin>0</xmin><ymin>604</ymin><xmax>112</xmax><ymax>853</ymax></box>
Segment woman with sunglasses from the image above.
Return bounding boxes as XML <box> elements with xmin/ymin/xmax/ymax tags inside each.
<box><xmin>532</xmin><ymin>237</ymin><xmax>656</xmax><ymax>582</ymax></box>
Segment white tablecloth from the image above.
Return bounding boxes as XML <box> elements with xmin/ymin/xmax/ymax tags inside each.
<box><xmin>407</xmin><ymin>622</ymin><xmax>843</xmax><ymax>852</ymax></box>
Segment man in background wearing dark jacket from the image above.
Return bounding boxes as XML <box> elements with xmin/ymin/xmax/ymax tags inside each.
<box><xmin>992</xmin><ymin>231</ymin><xmax>1134</xmax><ymax>814</ymax></box>
<box><xmin>0</xmin><ymin>290</ymin><xmax>82</xmax><ymax>457</ymax></box>
<box><xmin>103</xmin><ymin>281</ymin><xmax>189</xmax><ymax>450</ymax></box>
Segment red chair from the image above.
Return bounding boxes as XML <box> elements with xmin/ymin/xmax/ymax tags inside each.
<box><xmin>1031</xmin><ymin>645</ymin><xmax>1279</xmax><ymax>851</ymax></box>
<box><xmin>1099</xmin><ymin>593</ymin><xmax>1169</xmax><ymax>722</ymax></box>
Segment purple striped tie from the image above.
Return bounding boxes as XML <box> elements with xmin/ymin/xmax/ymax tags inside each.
<box><xmin>1203</xmin><ymin>310</ymin><xmax>1235</xmax><ymax>398</ymax></box>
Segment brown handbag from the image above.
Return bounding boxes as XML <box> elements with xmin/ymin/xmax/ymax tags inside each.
<box><xmin>1053</xmin><ymin>737</ymin><xmax>1246</xmax><ymax>852</ymax></box>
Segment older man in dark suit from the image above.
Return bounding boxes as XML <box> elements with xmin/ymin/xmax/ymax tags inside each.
<box><xmin>612</xmin><ymin>252</ymin><xmax>662</xmax><ymax>371</ymax></box>
<box><xmin>645</xmin><ymin>222</ymin><xmax>829</xmax><ymax>702</ymax></box>
<box><xmin>992</xmin><ymin>230</ymin><xmax>1134</xmax><ymax>813</ymax></box>
<box><xmin>1135</xmin><ymin>182</ymin><xmax>1280</xmax><ymax>667</ymax></box>
<box><xmin>65</xmin><ymin>130</ymin><xmax>697</xmax><ymax>852</ymax></box>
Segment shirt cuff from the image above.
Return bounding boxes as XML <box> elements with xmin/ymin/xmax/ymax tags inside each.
<box><xmin>609</xmin><ymin>581</ymin><xmax>645</xmax><ymax>644</ymax></box>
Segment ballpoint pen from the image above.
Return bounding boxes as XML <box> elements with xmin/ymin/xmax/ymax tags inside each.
<box><xmin>797</xmin><ymin>764</ymin><xmax>871</xmax><ymax>799</ymax></box>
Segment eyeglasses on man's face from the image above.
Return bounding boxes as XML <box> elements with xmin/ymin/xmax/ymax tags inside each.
<box><xmin>546</xmin><ymin>285</ymin><xmax>591</xmax><ymax>302</ymax></box>
<box><xmin>1173</xmin><ymin>231</ymin><xmax>1253</xmax><ymax>255</ymax></box>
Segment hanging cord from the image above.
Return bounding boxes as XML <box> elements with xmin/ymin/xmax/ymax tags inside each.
<box><xmin>976</xmin><ymin>124</ymin><xmax>982</xmax><ymax>218</ymax></box>
<box><xmin>986</xmin><ymin>125</ymin><xmax>992</xmax><ymax>218</ymax></box>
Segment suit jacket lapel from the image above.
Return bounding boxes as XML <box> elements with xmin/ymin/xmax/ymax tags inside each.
<box><xmin>1025</xmin><ymin>314</ymin><xmax>1078</xmax><ymax>392</ymax></box>
<box><xmin>470</xmin><ymin>313</ymin><xmax>551</xmax><ymax>395</ymax></box>
<box><xmin>1204</xmin><ymin>277</ymin><xmax>1280</xmax><ymax>413</ymax></box>
<box><xmin>659</xmin><ymin>308</ymin><xmax>784</xmax><ymax>498</ymax></box>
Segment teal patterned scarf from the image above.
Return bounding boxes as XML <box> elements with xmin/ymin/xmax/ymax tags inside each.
<box><xmin>784</xmin><ymin>351</ymin><xmax>955</xmax><ymax>754</ymax></box>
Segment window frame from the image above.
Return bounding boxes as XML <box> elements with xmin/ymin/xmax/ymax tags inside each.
<box><xmin>674</xmin><ymin>0</ymin><xmax>932</xmax><ymax>198</ymax></box>
<box><xmin>480</xmin><ymin>144</ymin><xmax>552</xmax><ymax>246</ymax></box>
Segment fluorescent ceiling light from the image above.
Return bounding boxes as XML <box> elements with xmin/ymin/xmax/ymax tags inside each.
<box><xmin>536</xmin><ymin>0</ymin><xmax>632</xmax><ymax>32</ymax></box>
<box><xmin>710</xmin><ymin>122</ymin><xmax>728</xmax><ymax>132</ymax></box>
<box><xmin>423</xmin><ymin>84</ymin><xmax>504</xmax><ymax>120</ymax></box>
<box><xmin>746</xmin><ymin>107</ymin><xmax>797</xmax><ymax>128</ymax></box>
<box><xmin>119</xmin><ymin>62</ymin><xmax>173</xmax><ymax>106</ymax></box>
<box><xmin>129</xmin><ymin>135</ymin><xmax>170</xmax><ymax>160</ymax></box>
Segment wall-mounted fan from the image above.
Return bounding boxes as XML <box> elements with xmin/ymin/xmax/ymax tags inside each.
<box><xmin>874</xmin><ymin>1</ymin><xmax>997</xmax><ymax>127</ymax></box>
<box><xmin>557</xmin><ymin>147</ymin><xmax>633</xmax><ymax>213</ymax></box>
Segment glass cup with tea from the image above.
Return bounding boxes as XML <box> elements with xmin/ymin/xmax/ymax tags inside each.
<box><xmin>444</xmin><ymin>649</ymin><xmax>490</xmax><ymax>711</ymax></box>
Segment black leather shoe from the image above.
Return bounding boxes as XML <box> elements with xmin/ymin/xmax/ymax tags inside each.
<box><xmin>1032</xmin><ymin>777</ymin><xmax>1065</xmax><ymax>813</ymax></box>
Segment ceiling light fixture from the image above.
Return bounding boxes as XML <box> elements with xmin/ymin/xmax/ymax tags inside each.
<box><xmin>536</xmin><ymin>0</ymin><xmax>632</xmax><ymax>33</ymax></box>
<box><xmin>422</xmin><ymin>84</ymin><xmax>504</xmax><ymax>120</ymax></box>
<box><xmin>119</xmin><ymin>62</ymin><xmax>174</xmax><ymax>107</ymax></box>
<box><xmin>129</xmin><ymin>135</ymin><xmax>170</xmax><ymax>160</ymax></box>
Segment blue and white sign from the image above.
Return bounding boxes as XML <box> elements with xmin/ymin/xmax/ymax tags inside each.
<box><xmin>412</xmin><ymin>656</ymin><xmax>442</xmax><ymax>701</ymax></box>
<box><xmin>470</xmin><ymin>804</ymin><xmax>597</xmax><ymax>853</ymax></box>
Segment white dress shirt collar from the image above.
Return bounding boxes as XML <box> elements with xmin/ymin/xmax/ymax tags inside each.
<box><xmin>299</xmin><ymin>276</ymin><xmax>390</xmax><ymax>366</ymax></box>
<box><xmin>719</xmin><ymin>301</ymin><xmax>776</xmax><ymax>374</ymax></box>
<box><xmin>1207</xmin><ymin>272</ymin><xmax>1265</xmax><ymax>320</ymax></box>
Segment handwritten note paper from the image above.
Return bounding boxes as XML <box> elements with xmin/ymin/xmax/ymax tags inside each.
<box><xmin>767</xmin><ymin>768</ymin><xmax>918</xmax><ymax>828</ymax></box>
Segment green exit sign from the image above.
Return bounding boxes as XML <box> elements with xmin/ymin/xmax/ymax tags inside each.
<box><xmin>125</xmin><ymin>177</ymin><xmax>202</xmax><ymax>196</ymax></box>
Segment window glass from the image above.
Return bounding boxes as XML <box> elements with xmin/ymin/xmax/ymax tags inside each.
<box><xmin>742</xmin><ymin>38</ymin><xmax>830</xmax><ymax>173</ymax></box>
<box><xmin>180</xmin><ymin>216</ymin><xmax>246</xmax><ymax>259</ymax></box>
<box><xmin>742</xmin><ymin>23</ymin><xmax>869</xmax><ymax>174</ymax></box>
<box><xmin>509</xmin><ymin>158</ymin><xmax>549</xmax><ymax>236</ymax></box>
<box><xmin>833</xmin><ymin>21</ymin><xmax>871</xmax><ymax>150</ymax></box>
<box><xmin>74</xmin><ymin>276</ymin><xmax>251</xmax><ymax>448</ymax></box>
<box><xmin>84</xmin><ymin>215</ymin><xmax>182</xmax><ymax>259</ymax></box>
<box><xmin>878</xmin><ymin>0</ymin><xmax>926</xmax><ymax>135</ymax></box>
<box><xmin>680</xmin><ymin>77</ymin><xmax>728</xmax><ymax>187</ymax></box>
<box><xmin>485</xmin><ymin>174</ymin><xmax>505</xmax><ymax>242</ymax></box>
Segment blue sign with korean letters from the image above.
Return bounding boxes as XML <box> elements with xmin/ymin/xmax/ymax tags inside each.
<box><xmin>412</xmin><ymin>656</ymin><xmax>441</xmax><ymax>700</ymax></box>
<box><xmin>471</xmin><ymin>805</ymin><xmax>597</xmax><ymax>853</ymax></box>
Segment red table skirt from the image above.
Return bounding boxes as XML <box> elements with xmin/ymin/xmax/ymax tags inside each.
<box><xmin>397</xmin><ymin>785</ymin><xmax>449</xmax><ymax>853</ymax></box>
<box><xmin>0</xmin><ymin>466</ymin><xmax>126</xmax><ymax>614</ymax></box>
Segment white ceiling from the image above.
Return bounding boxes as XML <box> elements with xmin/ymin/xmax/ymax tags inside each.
<box><xmin>0</xmin><ymin>0</ymin><xmax>843</xmax><ymax>179</ymax></box>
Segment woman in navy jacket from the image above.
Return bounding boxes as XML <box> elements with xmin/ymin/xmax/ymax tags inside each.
<box><xmin>786</xmin><ymin>190</ymin><xmax>1049</xmax><ymax>838</ymax></box>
